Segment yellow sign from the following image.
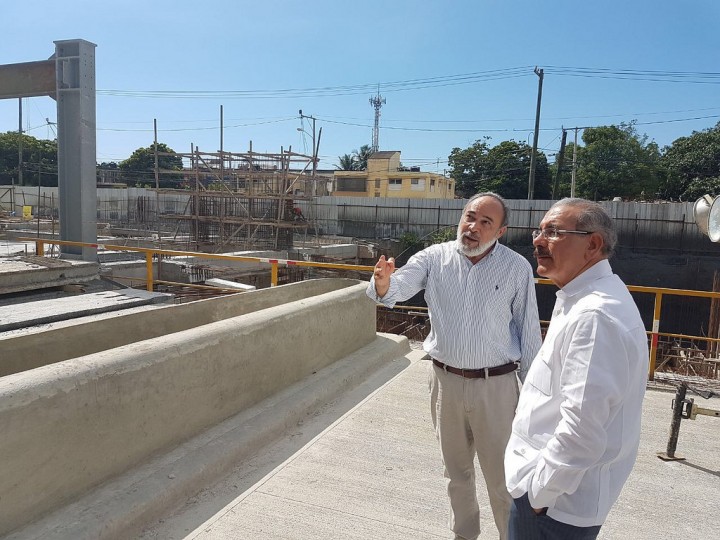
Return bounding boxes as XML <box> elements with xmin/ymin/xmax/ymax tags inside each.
<box><xmin>22</xmin><ymin>205</ymin><xmax>32</xmax><ymax>220</ymax></box>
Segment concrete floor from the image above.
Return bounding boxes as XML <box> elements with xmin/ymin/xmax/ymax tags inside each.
<box><xmin>133</xmin><ymin>352</ymin><xmax>720</xmax><ymax>540</ymax></box>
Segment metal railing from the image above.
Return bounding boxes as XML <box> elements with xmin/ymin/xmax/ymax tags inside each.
<box><xmin>20</xmin><ymin>238</ymin><xmax>375</xmax><ymax>292</ymax></box>
<box><xmin>19</xmin><ymin>238</ymin><xmax>720</xmax><ymax>381</ymax></box>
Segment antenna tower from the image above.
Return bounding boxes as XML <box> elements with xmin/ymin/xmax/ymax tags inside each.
<box><xmin>369</xmin><ymin>87</ymin><xmax>386</xmax><ymax>153</ymax></box>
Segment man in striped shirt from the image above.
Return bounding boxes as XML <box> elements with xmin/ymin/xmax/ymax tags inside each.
<box><xmin>368</xmin><ymin>192</ymin><xmax>542</xmax><ymax>540</ymax></box>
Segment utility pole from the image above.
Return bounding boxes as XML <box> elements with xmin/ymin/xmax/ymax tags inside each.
<box><xmin>552</xmin><ymin>128</ymin><xmax>567</xmax><ymax>199</ymax></box>
<box><xmin>527</xmin><ymin>67</ymin><xmax>544</xmax><ymax>200</ymax></box>
<box><xmin>369</xmin><ymin>86</ymin><xmax>386</xmax><ymax>153</ymax></box>
<box><xmin>299</xmin><ymin>110</ymin><xmax>319</xmax><ymax>197</ymax></box>
<box><xmin>18</xmin><ymin>98</ymin><xmax>23</xmax><ymax>187</ymax></box>
<box><xmin>153</xmin><ymin>119</ymin><xmax>162</xmax><ymax>252</ymax></box>
<box><xmin>571</xmin><ymin>127</ymin><xmax>579</xmax><ymax>197</ymax></box>
<box><xmin>298</xmin><ymin>110</ymin><xmax>317</xmax><ymax>176</ymax></box>
<box><xmin>220</xmin><ymin>104</ymin><xmax>224</xmax><ymax>179</ymax></box>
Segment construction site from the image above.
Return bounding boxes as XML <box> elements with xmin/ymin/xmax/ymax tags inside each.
<box><xmin>1</xmin><ymin>39</ymin><xmax>720</xmax><ymax>540</ymax></box>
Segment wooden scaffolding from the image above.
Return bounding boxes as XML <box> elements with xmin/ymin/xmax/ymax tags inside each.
<box><xmin>157</xmin><ymin>146</ymin><xmax>326</xmax><ymax>251</ymax></box>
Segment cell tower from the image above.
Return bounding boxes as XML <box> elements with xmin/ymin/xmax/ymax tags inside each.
<box><xmin>369</xmin><ymin>87</ymin><xmax>386</xmax><ymax>153</ymax></box>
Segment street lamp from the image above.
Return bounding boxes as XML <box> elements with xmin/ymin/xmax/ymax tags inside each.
<box><xmin>296</xmin><ymin>126</ymin><xmax>313</xmax><ymax>155</ymax></box>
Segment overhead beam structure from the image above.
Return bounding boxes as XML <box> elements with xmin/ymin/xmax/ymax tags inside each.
<box><xmin>0</xmin><ymin>39</ymin><xmax>97</xmax><ymax>261</ymax></box>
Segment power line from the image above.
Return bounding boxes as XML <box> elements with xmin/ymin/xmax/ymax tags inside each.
<box><xmin>545</xmin><ymin>66</ymin><xmax>720</xmax><ymax>84</ymax></box>
<box><xmin>97</xmin><ymin>116</ymin><xmax>296</xmax><ymax>132</ymax></box>
<box><xmin>97</xmin><ymin>67</ymin><xmax>534</xmax><ymax>99</ymax></box>
<box><xmin>95</xmin><ymin>66</ymin><xmax>720</xmax><ymax>102</ymax></box>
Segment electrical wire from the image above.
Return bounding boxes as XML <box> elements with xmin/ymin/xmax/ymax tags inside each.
<box><xmin>96</xmin><ymin>66</ymin><xmax>720</xmax><ymax>102</ymax></box>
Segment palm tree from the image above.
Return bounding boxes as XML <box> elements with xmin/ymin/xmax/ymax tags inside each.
<box><xmin>335</xmin><ymin>154</ymin><xmax>357</xmax><ymax>171</ymax></box>
<box><xmin>354</xmin><ymin>144</ymin><xmax>373</xmax><ymax>171</ymax></box>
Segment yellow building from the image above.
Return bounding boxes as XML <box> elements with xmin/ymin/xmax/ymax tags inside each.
<box><xmin>333</xmin><ymin>151</ymin><xmax>455</xmax><ymax>199</ymax></box>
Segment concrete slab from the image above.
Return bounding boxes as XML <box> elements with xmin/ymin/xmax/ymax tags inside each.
<box><xmin>0</xmin><ymin>289</ymin><xmax>173</xmax><ymax>332</ymax></box>
<box><xmin>0</xmin><ymin>256</ymin><xmax>99</xmax><ymax>294</ymax></box>
<box><xmin>138</xmin><ymin>355</ymin><xmax>719</xmax><ymax>540</ymax></box>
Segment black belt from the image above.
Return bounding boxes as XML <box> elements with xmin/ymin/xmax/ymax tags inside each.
<box><xmin>432</xmin><ymin>358</ymin><xmax>518</xmax><ymax>379</ymax></box>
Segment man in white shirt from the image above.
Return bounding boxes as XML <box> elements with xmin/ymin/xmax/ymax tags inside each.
<box><xmin>368</xmin><ymin>193</ymin><xmax>542</xmax><ymax>540</ymax></box>
<box><xmin>504</xmin><ymin>198</ymin><xmax>648</xmax><ymax>539</ymax></box>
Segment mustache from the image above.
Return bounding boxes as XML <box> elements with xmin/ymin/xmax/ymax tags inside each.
<box><xmin>534</xmin><ymin>249</ymin><xmax>551</xmax><ymax>258</ymax></box>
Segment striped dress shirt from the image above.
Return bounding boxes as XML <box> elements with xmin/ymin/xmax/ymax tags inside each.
<box><xmin>367</xmin><ymin>241</ymin><xmax>542</xmax><ymax>380</ymax></box>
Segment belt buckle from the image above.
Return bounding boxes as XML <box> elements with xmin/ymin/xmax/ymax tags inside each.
<box><xmin>484</xmin><ymin>367</ymin><xmax>489</xmax><ymax>378</ymax></box>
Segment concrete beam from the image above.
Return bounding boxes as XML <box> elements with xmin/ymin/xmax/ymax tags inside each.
<box><xmin>1</xmin><ymin>278</ymin><xmax>360</xmax><ymax>376</ymax></box>
<box><xmin>0</xmin><ymin>60</ymin><xmax>55</xmax><ymax>99</ymax></box>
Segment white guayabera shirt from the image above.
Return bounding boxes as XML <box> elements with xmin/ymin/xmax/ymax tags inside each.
<box><xmin>367</xmin><ymin>240</ymin><xmax>541</xmax><ymax>380</ymax></box>
<box><xmin>505</xmin><ymin>259</ymin><xmax>648</xmax><ymax>527</ymax></box>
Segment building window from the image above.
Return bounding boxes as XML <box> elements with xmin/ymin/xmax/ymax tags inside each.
<box><xmin>430</xmin><ymin>179</ymin><xmax>435</xmax><ymax>192</ymax></box>
<box><xmin>410</xmin><ymin>178</ymin><xmax>425</xmax><ymax>191</ymax></box>
<box><xmin>389</xmin><ymin>178</ymin><xmax>402</xmax><ymax>191</ymax></box>
<box><xmin>374</xmin><ymin>179</ymin><xmax>381</xmax><ymax>189</ymax></box>
<box><xmin>335</xmin><ymin>178</ymin><xmax>367</xmax><ymax>192</ymax></box>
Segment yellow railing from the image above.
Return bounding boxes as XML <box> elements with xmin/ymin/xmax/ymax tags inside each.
<box><xmin>534</xmin><ymin>278</ymin><xmax>720</xmax><ymax>380</ymax></box>
<box><xmin>21</xmin><ymin>238</ymin><xmax>375</xmax><ymax>292</ymax></box>
<box><xmin>20</xmin><ymin>238</ymin><xmax>720</xmax><ymax>381</ymax></box>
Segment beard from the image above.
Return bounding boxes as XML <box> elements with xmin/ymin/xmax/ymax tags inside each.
<box><xmin>456</xmin><ymin>228</ymin><xmax>496</xmax><ymax>258</ymax></box>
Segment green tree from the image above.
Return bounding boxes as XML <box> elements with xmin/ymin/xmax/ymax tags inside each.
<box><xmin>0</xmin><ymin>131</ymin><xmax>58</xmax><ymax>186</ymax></box>
<box><xmin>447</xmin><ymin>138</ymin><xmax>551</xmax><ymax>199</ymax></box>
<box><xmin>659</xmin><ymin>122</ymin><xmax>720</xmax><ymax>201</ymax></box>
<box><xmin>119</xmin><ymin>143</ymin><xmax>183</xmax><ymax>188</ymax></box>
<box><xmin>447</xmin><ymin>138</ymin><xmax>491</xmax><ymax>197</ymax></box>
<box><xmin>575</xmin><ymin>123</ymin><xmax>661</xmax><ymax>200</ymax></box>
<box><xmin>354</xmin><ymin>144</ymin><xmax>373</xmax><ymax>171</ymax></box>
<box><xmin>335</xmin><ymin>153</ymin><xmax>357</xmax><ymax>171</ymax></box>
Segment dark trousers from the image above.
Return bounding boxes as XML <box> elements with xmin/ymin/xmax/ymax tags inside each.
<box><xmin>508</xmin><ymin>493</ymin><xmax>601</xmax><ymax>540</ymax></box>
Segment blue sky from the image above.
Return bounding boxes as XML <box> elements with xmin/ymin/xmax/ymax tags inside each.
<box><xmin>1</xmin><ymin>0</ymin><xmax>719</xmax><ymax>172</ymax></box>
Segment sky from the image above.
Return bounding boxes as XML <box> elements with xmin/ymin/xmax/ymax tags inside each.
<box><xmin>1</xmin><ymin>0</ymin><xmax>719</xmax><ymax>173</ymax></box>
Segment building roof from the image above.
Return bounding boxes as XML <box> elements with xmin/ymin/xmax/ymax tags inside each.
<box><xmin>369</xmin><ymin>151</ymin><xmax>400</xmax><ymax>159</ymax></box>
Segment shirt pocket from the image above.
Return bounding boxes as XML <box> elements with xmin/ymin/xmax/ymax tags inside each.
<box><xmin>528</xmin><ymin>352</ymin><xmax>553</xmax><ymax>396</ymax></box>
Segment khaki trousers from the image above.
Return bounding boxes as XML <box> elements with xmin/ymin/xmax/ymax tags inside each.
<box><xmin>429</xmin><ymin>363</ymin><xmax>519</xmax><ymax>540</ymax></box>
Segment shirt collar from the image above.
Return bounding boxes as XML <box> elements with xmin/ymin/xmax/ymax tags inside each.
<box><xmin>557</xmin><ymin>259</ymin><xmax>612</xmax><ymax>300</ymax></box>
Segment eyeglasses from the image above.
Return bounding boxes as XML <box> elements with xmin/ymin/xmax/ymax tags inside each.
<box><xmin>531</xmin><ymin>228</ymin><xmax>592</xmax><ymax>241</ymax></box>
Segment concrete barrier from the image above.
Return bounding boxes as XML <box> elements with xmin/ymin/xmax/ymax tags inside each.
<box><xmin>0</xmin><ymin>279</ymin><xmax>386</xmax><ymax>536</ymax></box>
<box><xmin>1</xmin><ymin>278</ymin><xmax>361</xmax><ymax>376</ymax></box>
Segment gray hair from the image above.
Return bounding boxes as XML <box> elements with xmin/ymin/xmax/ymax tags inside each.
<box><xmin>464</xmin><ymin>192</ymin><xmax>509</xmax><ymax>227</ymax></box>
<box><xmin>550</xmin><ymin>198</ymin><xmax>617</xmax><ymax>257</ymax></box>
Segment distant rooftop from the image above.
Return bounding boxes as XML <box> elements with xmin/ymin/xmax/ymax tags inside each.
<box><xmin>369</xmin><ymin>151</ymin><xmax>400</xmax><ymax>159</ymax></box>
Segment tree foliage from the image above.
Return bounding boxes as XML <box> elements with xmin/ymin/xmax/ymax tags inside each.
<box><xmin>335</xmin><ymin>153</ymin><xmax>357</xmax><ymax>171</ymax></box>
<box><xmin>119</xmin><ymin>143</ymin><xmax>183</xmax><ymax>187</ymax></box>
<box><xmin>354</xmin><ymin>144</ymin><xmax>373</xmax><ymax>171</ymax></box>
<box><xmin>659</xmin><ymin>122</ymin><xmax>720</xmax><ymax>201</ymax></box>
<box><xmin>448</xmin><ymin>138</ymin><xmax>551</xmax><ymax>199</ymax></box>
<box><xmin>335</xmin><ymin>144</ymin><xmax>374</xmax><ymax>171</ymax></box>
<box><xmin>0</xmin><ymin>131</ymin><xmax>58</xmax><ymax>186</ymax></box>
<box><xmin>574</xmin><ymin>123</ymin><xmax>661</xmax><ymax>200</ymax></box>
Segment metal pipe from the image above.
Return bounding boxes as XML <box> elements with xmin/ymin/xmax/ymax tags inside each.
<box><xmin>658</xmin><ymin>383</ymin><xmax>688</xmax><ymax>461</ymax></box>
